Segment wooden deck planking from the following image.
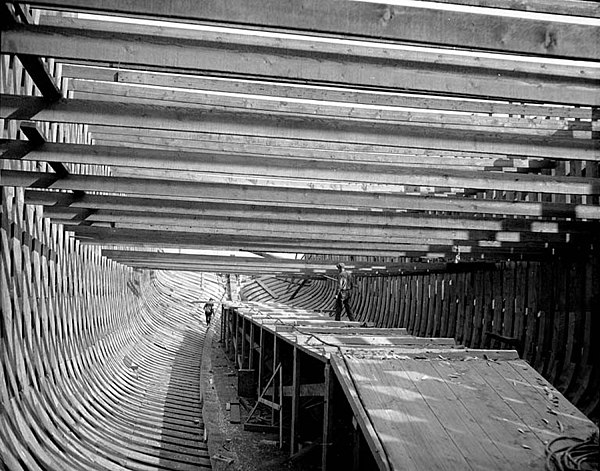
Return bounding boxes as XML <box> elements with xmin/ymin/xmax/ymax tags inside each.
<box><xmin>429</xmin><ymin>360</ymin><xmax>547</xmax><ymax>468</ymax></box>
<box><xmin>226</xmin><ymin>301</ymin><xmax>597</xmax><ymax>471</ymax></box>
<box><xmin>337</xmin><ymin>355</ymin><xmax>474</xmax><ymax>470</ymax></box>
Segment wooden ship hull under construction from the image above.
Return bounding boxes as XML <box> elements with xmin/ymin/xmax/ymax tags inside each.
<box><xmin>1</xmin><ymin>1</ymin><xmax>599</xmax><ymax>470</ymax></box>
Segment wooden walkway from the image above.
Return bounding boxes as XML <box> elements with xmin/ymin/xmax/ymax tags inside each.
<box><xmin>224</xmin><ymin>301</ymin><xmax>598</xmax><ymax>471</ymax></box>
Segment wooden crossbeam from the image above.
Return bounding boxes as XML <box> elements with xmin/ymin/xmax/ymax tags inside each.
<box><xmin>18</xmin><ymin>0</ymin><xmax>600</xmax><ymax>58</ymax></box>
<box><xmin>104</xmin><ymin>243</ymin><xmax>450</xmax><ymax>259</ymax></box>
<box><xmin>68</xmin><ymin>225</ymin><xmax>555</xmax><ymax>252</ymax></box>
<box><xmin>33</xmin><ymin>199</ymin><xmax>598</xmax><ymax>234</ymax></box>
<box><xmin>59</xmin><ymin>65</ymin><xmax>594</xmax><ymax>120</ymax></box>
<box><xmin>42</xmin><ymin>206</ymin><xmax>597</xmax><ymax>247</ymax></box>
<box><xmin>86</xmin><ymin>134</ymin><xmax>558</xmax><ymax>172</ymax></box>
<box><xmin>0</xmin><ymin>141</ymin><xmax>564</xmax><ymax>184</ymax></box>
<box><xmin>49</xmin><ymin>211</ymin><xmax>584</xmax><ymax>245</ymax></box>
<box><xmin>14</xmin><ymin>176</ymin><xmax>600</xmax><ymax>221</ymax></box>
<box><xmin>67</xmin><ymin>79</ymin><xmax>592</xmax><ymax>137</ymax></box>
<box><xmin>107</xmin><ymin>70</ymin><xmax>592</xmax><ymax>120</ymax></box>
<box><xmin>2</xmin><ymin>141</ymin><xmax>595</xmax><ymax>196</ymax></box>
<box><xmin>3</xmin><ymin>166</ymin><xmax>599</xmax><ymax>205</ymax></box>
<box><xmin>56</xmin><ymin>225</ymin><xmax>568</xmax><ymax>261</ymax></box>
<box><xmin>75</xmin><ymin>236</ymin><xmax>555</xmax><ymax>261</ymax></box>
<box><xmin>100</xmin><ymin>250</ymin><xmax>506</xmax><ymax>276</ymax></box>
<box><xmin>99</xmin><ymin>253</ymin><xmax>552</xmax><ymax>266</ymax></box>
<box><xmin>104</xmin><ymin>256</ymin><xmax>547</xmax><ymax>271</ymax></box>
<box><xmin>84</xmin><ymin>125</ymin><xmax>593</xmax><ymax>164</ymax></box>
<box><xmin>431</xmin><ymin>0</ymin><xmax>600</xmax><ymax>17</ymax></box>
<box><xmin>2</xmin><ymin>96</ymin><xmax>596</xmax><ymax>161</ymax></box>
<box><xmin>2</xmin><ymin>21</ymin><xmax>597</xmax><ymax>104</ymax></box>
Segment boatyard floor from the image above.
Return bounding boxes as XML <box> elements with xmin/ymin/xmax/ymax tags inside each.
<box><xmin>203</xmin><ymin>322</ymin><xmax>314</xmax><ymax>471</ymax></box>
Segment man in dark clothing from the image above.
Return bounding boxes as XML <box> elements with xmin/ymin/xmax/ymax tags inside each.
<box><xmin>203</xmin><ymin>298</ymin><xmax>215</xmax><ymax>325</ymax></box>
<box><xmin>335</xmin><ymin>263</ymin><xmax>354</xmax><ymax>321</ymax></box>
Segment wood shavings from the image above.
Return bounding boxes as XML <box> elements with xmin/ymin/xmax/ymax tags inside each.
<box><xmin>557</xmin><ymin>420</ymin><xmax>564</xmax><ymax>433</ymax></box>
<box><xmin>518</xmin><ymin>428</ymin><xmax>525</xmax><ymax>434</ymax></box>
<box><xmin>521</xmin><ymin>444</ymin><xmax>531</xmax><ymax>450</ymax></box>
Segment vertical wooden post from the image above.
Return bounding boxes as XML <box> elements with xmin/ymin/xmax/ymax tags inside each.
<box><xmin>258</xmin><ymin>328</ymin><xmax>264</xmax><ymax>394</ymax></box>
<box><xmin>321</xmin><ymin>362</ymin><xmax>334</xmax><ymax>471</ymax></box>
<box><xmin>249</xmin><ymin>322</ymin><xmax>255</xmax><ymax>370</ymax></box>
<box><xmin>224</xmin><ymin>308</ymin><xmax>230</xmax><ymax>353</ymax></box>
<box><xmin>220</xmin><ymin>305</ymin><xmax>225</xmax><ymax>345</ymax></box>
<box><xmin>290</xmin><ymin>346</ymin><xmax>301</xmax><ymax>454</ymax></box>
<box><xmin>279</xmin><ymin>365</ymin><xmax>284</xmax><ymax>449</ymax></box>
<box><xmin>272</xmin><ymin>336</ymin><xmax>278</xmax><ymax>427</ymax></box>
<box><xmin>352</xmin><ymin>416</ymin><xmax>361</xmax><ymax>471</ymax></box>
<box><xmin>241</xmin><ymin>317</ymin><xmax>247</xmax><ymax>368</ymax></box>
<box><xmin>234</xmin><ymin>311</ymin><xmax>239</xmax><ymax>363</ymax></box>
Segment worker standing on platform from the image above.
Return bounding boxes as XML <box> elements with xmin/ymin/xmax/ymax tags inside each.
<box><xmin>203</xmin><ymin>298</ymin><xmax>215</xmax><ymax>325</ymax></box>
<box><xmin>335</xmin><ymin>263</ymin><xmax>354</xmax><ymax>321</ymax></box>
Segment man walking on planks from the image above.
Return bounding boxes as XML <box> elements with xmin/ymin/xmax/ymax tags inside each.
<box><xmin>203</xmin><ymin>298</ymin><xmax>215</xmax><ymax>325</ymax></box>
<box><xmin>335</xmin><ymin>263</ymin><xmax>355</xmax><ymax>321</ymax></box>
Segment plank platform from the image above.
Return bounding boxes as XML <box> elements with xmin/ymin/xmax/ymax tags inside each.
<box><xmin>224</xmin><ymin>301</ymin><xmax>598</xmax><ymax>471</ymax></box>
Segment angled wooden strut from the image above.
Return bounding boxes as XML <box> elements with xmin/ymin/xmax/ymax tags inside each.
<box><xmin>0</xmin><ymin>3</ymin><xmax>62</xmax><ymax>101</ymax></box>
<box><xmin>17</xmin><ymin>122</ymin><xmax>71</xmax><ymax>189</ymax></box>
<box><xmin>244</xmin><ymin>363</ymin><xmax>282</xmax><ymax>437</ymax></box>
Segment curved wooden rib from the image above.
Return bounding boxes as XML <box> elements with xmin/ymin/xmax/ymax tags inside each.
<box><xmin>1</xmin><ymin>191</ymin><xmax>224</xmax><ymax>471</ymax></box>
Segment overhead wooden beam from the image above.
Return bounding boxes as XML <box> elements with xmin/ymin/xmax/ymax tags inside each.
<box><xmin>2</xmin><ymin>22</ymin><xmax>597</xmax><ymax>104</ymax></box>
<box><xmin>95</xmin><ymin>251</ymin><xmax>535</xmax><ymax>277</ymax></box>
<box><xmin>99</xmin><ymin>242</ymin><xmax>453</xmax><ymax>259</ymax></box>
<box><xmin>4</xmin><ymin>164</ymin><xmax>600</xmax><ymax>201</ymax></box>
<box><xmin>2</xmin><ymin>140</ymin><xmax>595</xmax><ymax>195</ymax></box>
<box><xmin>50</xmin><ymin>214</ymin><xmax>587</xmax><ymax>255</ymax></box>
<box><xmin>31</xmin><ymin>15</ymin><xmax>600</xmax><ymax>82</ymax></box>
<box><xmin>86</xmin><ymin>131</ymin><xmax>561</xmax><ymax>171</ymax></box>
<box><xmin>66</xmin><ymin>225</ymin><xmax>555</xmax><ymax>257</ymax></box>
<box><xmin>48</xmin><ymin>209</ymin><xmax>582</xmax><ymax>246</ymax></box>
<box><xmin>108</xmin><ymin>70</ymin><xmax>593</xmax><ymax>120</ymax></box>
<box><xmin>24</xmin><ymin>190</ymin><xmax>600</xmax><ymax>223</ymax></box>
<box><xmin>430</xmin><ymin>0</ymin><xmax>600</xmax><ymax>17</ymax></box>
<box><xmin>67</xmin><ymin>79</ymin><xmax>591</xmax><ymax>138</ymax></box>
<box><xmin>83</xmin><ymin>125</ymin><xmax>590</xmax><ymax>164</ymax></box>
<box><xmin>58</xmin><ymin>65</ymin><xmax>593</xmax><ymax>120</ymax></box>
<box><xmin>87</xmin><ymin>136</ymin><xmax>557</xmax><ymax>172</ymax></box>
<box><xmin>100</xmin><ymin>243</ymin><xmax>447</xmax><ymax>259</ymax></box>
<box><xmin>16</xmin><ymin>0</ymin><xmax>600</xmax><ymax>58</ymax></box>
<box><xmin>102</xmin><ymin>250</ymin><xmax>499</xmax><ymax>274</ymax></box>
<box><xmin>33</xmin><ymin>197</ymin><xmax>598</xmax><ymax>234</ymax></box>
<box><xmin>0</xmin><ymin>141</ymin><xmax>560</xmax><ymax>182</ymax></box>
<box><xmin>1</xmin><ymin>96</ymin><xmax>596</xmax><ymax>161</ymax></box>
<box><xmin>11</xmin><ymin>174</ymin><xmax>600</xmax><ymax>220</ymax></box>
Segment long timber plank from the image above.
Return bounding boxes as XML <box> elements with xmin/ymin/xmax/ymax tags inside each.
<box><xmin>2</xmin><ymin>96</ymin><xmax>597</xmax><ymax>160</ymax></box>
<box><xmin>3</xmin><ymin>169</ymin><xmax>599</xmax><ymax>200</ymax></box>
<box><xmin>2</xmin><ymin>23</ymin><xmax>597</xmax><ymax>104</ymax></box>
<box><xmin>23</xmin><ymin>189</ymin><xmax>600</xmax><ymax>221</ymax></box>
<box><xmin>21</xmin><ymin>0</ymin><xmax>600</xmax><ymax>59</ymax></box>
